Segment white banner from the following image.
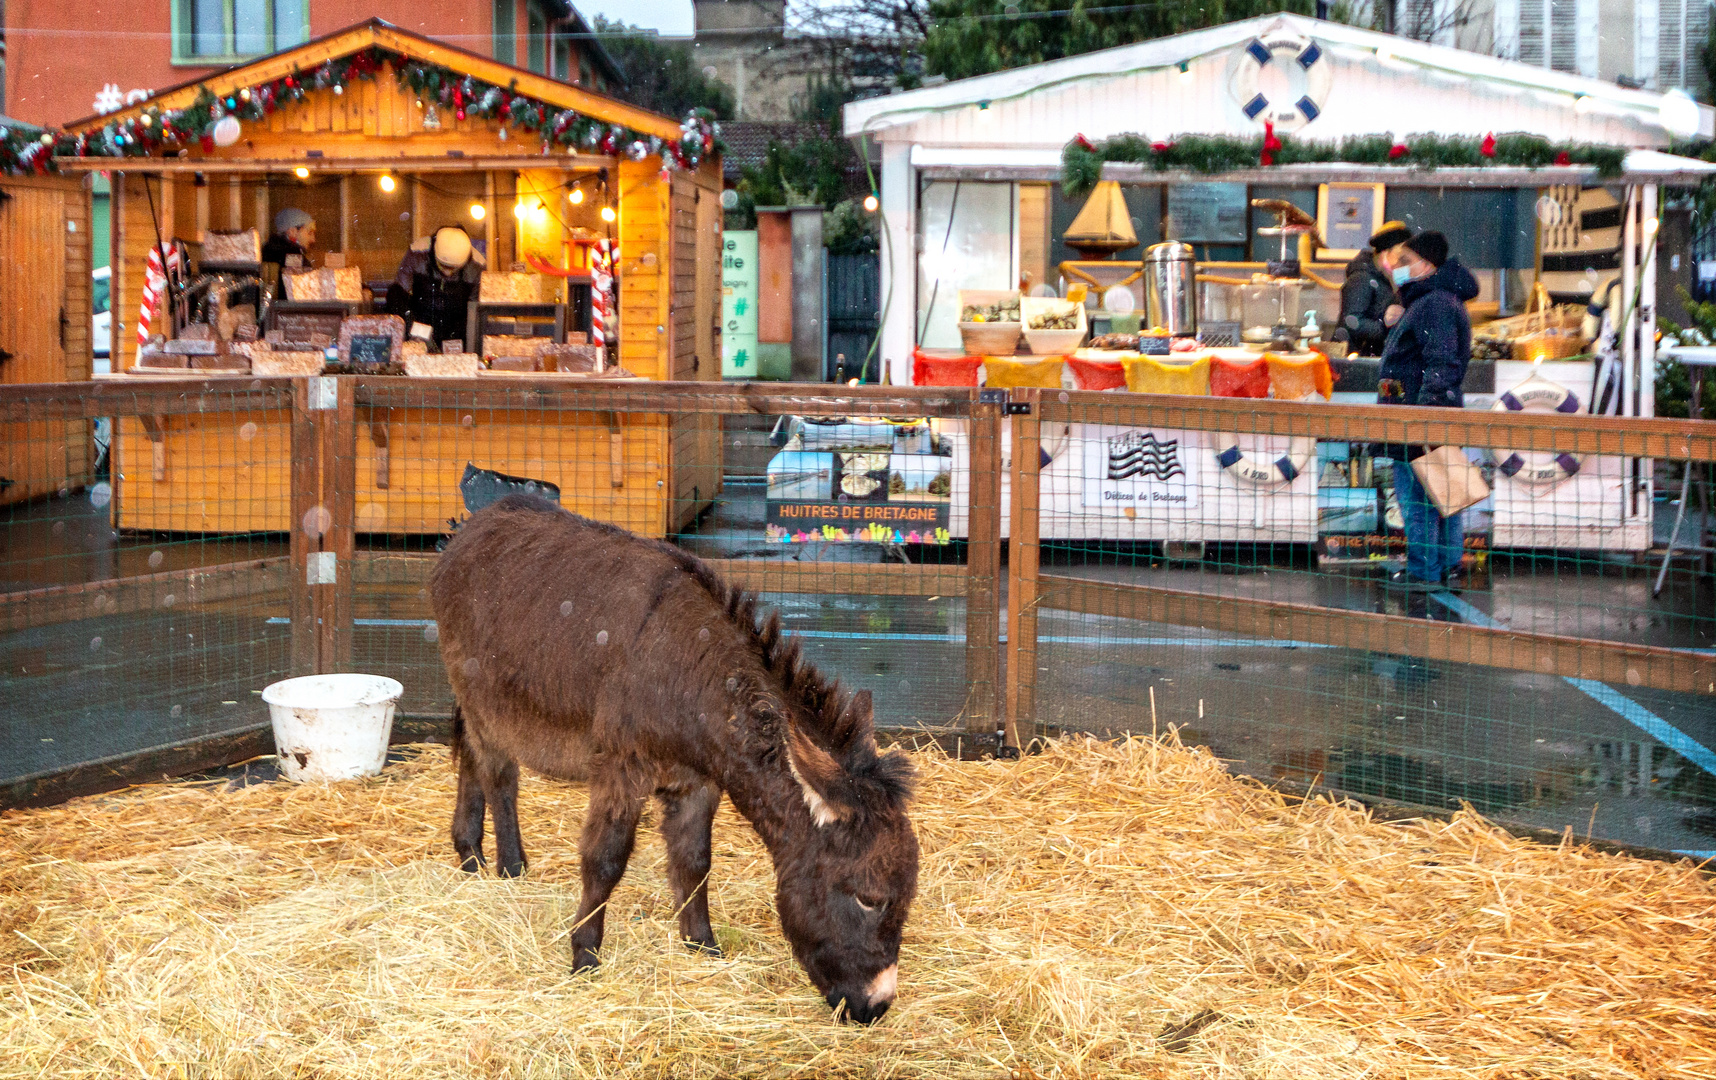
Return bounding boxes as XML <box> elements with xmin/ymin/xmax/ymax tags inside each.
<box><xmin>1081</xmin><ymin>426</ymin><xmax>1200</xmax><ymax>510</ymax></box>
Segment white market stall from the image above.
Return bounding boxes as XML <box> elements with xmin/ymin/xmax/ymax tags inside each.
<box><xmin>835</xmin><ymin>12</ymin><xmax>1716</xmax><ymax>551</ymax></box>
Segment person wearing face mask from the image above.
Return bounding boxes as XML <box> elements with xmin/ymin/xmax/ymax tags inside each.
<box><xmin>1374</xmin><ymin>230</ymin><xmax>1480</xmax><ymax>592</ymax></box>
<box><xmin>1333</xmin><ymin>221</ymin><xmax>1410</xmax><ymax>356</ymax></box>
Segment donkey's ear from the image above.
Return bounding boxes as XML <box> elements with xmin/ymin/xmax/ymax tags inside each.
<box><xmin>831</xmin><ymin>689</ymin><xmax>876</xmax><ymax>758</ymax></box>
<box><xmin>786</xmin><ymin>724</ymin><xmax>855</xmax><ymax>828</ymax></box>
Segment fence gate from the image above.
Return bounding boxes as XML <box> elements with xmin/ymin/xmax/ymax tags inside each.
<box><xmin>825</xmin><ymin>252</ymin><xmax>880</xmax><ymax>382</ymax></box>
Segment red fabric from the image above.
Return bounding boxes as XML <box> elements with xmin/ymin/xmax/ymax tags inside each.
<box><xmin>1555</xmin><ymin>151</ymin><xmax>1572</xmax><ymax>166</ymax></box>
<box><xmin>913</xmin><ymin>349</ymin><xmax>983</xmax><ymax>387</ymax></box>
<box><xmin>1209</xmin><ymin>355</ymin><xmax>1271</xmax><ymax>398</ymax></box>
<box><xmin>1480</xmin><ymin>131</ymin><xmax>1496</xmax><ymax>158</ymax></box>
<box><xmin>1389</xmin><ymin>143</ymin><xmax>1408</xmax><ymax>160</ymax></box>
<box><xmin>1261</xmin><ymin>121</ymin><xmax>1282</xmax><ymax>166</ymax></box>
<box><xmin>1067</xmin><ymin>357</ymin><xmax>1127</xmax><ymax>390</ymax></box>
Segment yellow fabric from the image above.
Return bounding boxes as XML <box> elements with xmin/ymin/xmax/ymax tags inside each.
<box><xmin>982</xmin><ymin>356</ymin><xmax>1065</xmax><ymax>389</ymax></box>
<box><xmin>1122</xmin><ymin>354</ymin><xmax>1211</xmax><ymax>396</ymax></box>
<box><xmin>1264</xmin><ymin>352</ymin><xmax>1333</xmax><ymax>400</ymax></box>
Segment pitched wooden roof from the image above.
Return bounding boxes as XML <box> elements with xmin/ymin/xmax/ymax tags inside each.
<box><xmin>60</xmin><ymin>18</ymin><xmax>678</xmax><ymax>141</ymax></box>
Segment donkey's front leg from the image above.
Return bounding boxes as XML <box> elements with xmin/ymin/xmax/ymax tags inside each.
<box><xmin>659</xmin><ymin>778</ymin><xmax>722</xmax><ymax>957</ymax></box>
<box><xmin>570</xmin><ymin>768</ymin><xmax>648</xmax><ymax>973</ymax></box>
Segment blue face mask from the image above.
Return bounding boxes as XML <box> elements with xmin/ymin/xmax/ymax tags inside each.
<box><xmin>1391</xmin><ymin>265</ymin><xmax>1413</xmax><ymax>287</ymax></box>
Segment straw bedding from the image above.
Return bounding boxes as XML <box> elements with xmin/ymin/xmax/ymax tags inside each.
<box><xmin>1</xmin><ymin>735</ymin><xmax>1711</xmax><ymax>1079</ymax></box>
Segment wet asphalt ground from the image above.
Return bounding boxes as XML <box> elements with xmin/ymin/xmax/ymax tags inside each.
<box><xmin>3</xmin><ymin>475</ymin><xmax>1714</xmax><ymax>857</ymax></box>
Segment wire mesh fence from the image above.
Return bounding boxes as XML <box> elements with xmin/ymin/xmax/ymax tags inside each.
<box><xmin>2</xmin><ymin>376</ymin><xmax>1713</xmax><ymax>857</ymax></box>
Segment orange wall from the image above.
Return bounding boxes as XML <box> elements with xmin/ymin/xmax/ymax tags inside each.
<box><xmin>756</xmin><ymin>210</ymin><xmax>792</xmax><ymax>345</ymax></box>
<box><xmin>3</xmin><ymin>2</ymin><xmax>494</xmax><ymax>126</ymax></box>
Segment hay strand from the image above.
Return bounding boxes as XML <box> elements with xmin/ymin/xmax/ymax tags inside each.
<box><xmin>1</xmin><ymin>734</ymin><xmax>1713</xmax><ymax>1078</ymax></box>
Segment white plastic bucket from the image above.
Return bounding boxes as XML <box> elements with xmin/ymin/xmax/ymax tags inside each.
<box><xmin>261</xmin><ymin>674</ymin><xmax>403</xmax><ymax>783</ymax></box>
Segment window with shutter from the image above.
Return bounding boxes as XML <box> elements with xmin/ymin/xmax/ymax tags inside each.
<box><xmin>1549</xmin><ymin>2</ymin><xmax>1578</xmax><ymax>72</ymax></box>
<box><xmin>1520</xmin><ymin>0</ymin><xmax>1546</xmax><ymax>66</ymax></box>
<box><xmin>1660</xmin><ymin>0</ymin><xmax>1713</xmax><ymax>94</ymax></box>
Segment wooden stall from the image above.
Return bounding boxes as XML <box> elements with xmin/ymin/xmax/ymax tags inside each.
<box><xmin>55</xmin><ymin>21</ymin><xmax>721</xmax><ymax>537</ymax></box>
<box><xmin>0</xmin><ymin>172</ymin><xmax>94</xmax><ymax>507</ymax></box>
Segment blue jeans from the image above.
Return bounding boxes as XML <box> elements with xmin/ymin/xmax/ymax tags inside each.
<box><xmin>1392</xmin><ymin>457</ymin><xmax>1464</xmax><ymax>582</ymax></box>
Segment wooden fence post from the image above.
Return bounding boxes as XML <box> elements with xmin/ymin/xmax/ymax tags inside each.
<box><xmin>1005</xmin><ymin>388</ymin><xmax>1042</xmax><ymax>753</ymax></box>
<box><xmin>289</xmin><ymin>376</ymin><xmax>356</xmax><ymax>676</ymax></box>
<box><xmin>964</xmin><ymin>396</ymin><xmax>1004</xmax><ymax>737</ymax></box>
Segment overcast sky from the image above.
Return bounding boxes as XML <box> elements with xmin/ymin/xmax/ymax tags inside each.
<box><xmin>577</xmin><ymin>1</ymin><xmax>696</xmax><ymax>37</ymax></box>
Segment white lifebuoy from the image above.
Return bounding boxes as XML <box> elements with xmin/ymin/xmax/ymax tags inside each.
<box><xmin>1216</xmin><ymin>437</ymin><xmax>1316</xmax><ymax>485</ymax></box>
<box><xmin>1227</xmin><ymin>32</ymin><xmax>1334</xmax><ymax>133</ymax></box>
<box><xmin>1491</xmin><ymin>375</ymin><xmax>1584</xmax><ymax>485</ymax></box>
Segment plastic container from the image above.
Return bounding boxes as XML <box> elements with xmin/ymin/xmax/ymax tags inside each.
<box><xmin>1020</xmin><ymin>296</ymin><xmax>1088</xmax><ymax>355</ymax></box>
<box><xmin>261</xmin><ymin>673</ymin><xmax>403</xmax><ymax>783</ymax></box>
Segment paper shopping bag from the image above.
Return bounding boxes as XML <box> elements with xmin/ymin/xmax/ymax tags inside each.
<box><xmin>1410</xmin><ymin>445</ymin><xmax>1491</xmax><ymax>517</ymax></box>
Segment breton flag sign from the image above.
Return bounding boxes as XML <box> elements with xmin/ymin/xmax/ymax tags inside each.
<box><xmin>1082</xmin><ymin>426</ymin><xmax>1199</xmax><ymax>509</ymax></box>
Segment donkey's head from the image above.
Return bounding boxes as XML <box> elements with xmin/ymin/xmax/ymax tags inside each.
<box><xmin>769</xmin><ymin>689</ymin><xmax>918</xmax><ymax>1024</ymax></box>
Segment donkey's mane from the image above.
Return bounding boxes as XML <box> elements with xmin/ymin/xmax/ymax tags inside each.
<box><xmin>683</xmin><ymin>558</ymin><xmax>848</xmax><ymax>741</ymax></box>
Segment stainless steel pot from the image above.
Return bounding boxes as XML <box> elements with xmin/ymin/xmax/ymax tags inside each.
<box><xmin>1144</xmin><ymin>242</ymin><xmax>1197</xmax><ymax>338</ymax></box>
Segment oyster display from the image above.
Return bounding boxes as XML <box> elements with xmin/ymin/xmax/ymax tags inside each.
<box><xmin>841</xmin><ymin>474</ymin><xmax>882</xmax><ymax>497</ymax></box>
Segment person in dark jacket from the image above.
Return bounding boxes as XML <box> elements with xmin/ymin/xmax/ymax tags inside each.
<box><xmin>1376</xmin><ymin>230</ymin><xmax>1479</xmax><ymax>591</ymax></box>
<box><xmin>1333</xmin><ymin>221</ymin><xmax>1410</xmax><ymax>356</ymax></box>
<box><xmin>384</xmin><ymin>226</ymin><xmax>484</xmax><ymax>348</ymax></box>
<box><xmin>261</xmin><ymin>208</ymin><xmax>316</xmax><ymax>271</ymax></box>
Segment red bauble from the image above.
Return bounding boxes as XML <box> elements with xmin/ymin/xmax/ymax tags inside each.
<box><xmin>456</xmin><ymin>109</ymin><xmax>466</xmax><ymax>121</ymax></box>
<box><xmin>199</xmin><ymin>134</ymin><xmax>215</xmax><ymax>154</ymax></box>
<box><xmin>1480</xmin><ymin>131</ymin><xmax>1496</xmax><ymax>158</ymax></box>
<box><xmin>1388</xmin><ymin>143</ymin><xmax>1409</xmax><ymax>159</ymax></box>
<box><xmin>1151</xmin><ymin>141</ymin><xmax>1170</xmax><ymax>153</ymax></box>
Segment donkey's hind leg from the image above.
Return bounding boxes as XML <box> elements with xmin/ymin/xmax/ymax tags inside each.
<box><xmin>451</xmin><ymin>705</ymin><xmax>487</xmax><ymax>873</ymax></box>
<box><xmin>659</xmin><ymin>777</ymin><xmax>722</xmax><ymax>957</ymax></box>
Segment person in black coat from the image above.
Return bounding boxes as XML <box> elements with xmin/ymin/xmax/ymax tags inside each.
<box><xmin>1375</xmin><ymin>230</ymin><xmax>1480</xmax><ymax>592</ymax></box>
<box><xmin>384</xmin><ymin>226</ymin><xmax>484</xmax><ymax>348</ymax></box>
<box><xmin>1333</xmin><ymin>221</ymin><xmax>1410</xmax><ymax>356</ymax></box>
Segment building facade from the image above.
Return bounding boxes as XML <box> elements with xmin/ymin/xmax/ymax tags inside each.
<box><xmin>1392</xmin><ymin>0</ymin><xmax>1710</xmax><ymax>94</ymax></box>
<box><xmin>690</xmin><ymin>0</ymin><xmax>811</xmax><ymax>121</ymax></box>
<box><xmin>2</xmin><ymin>0</ymin><xmax>620</xmax><ymax>126</ymax></box>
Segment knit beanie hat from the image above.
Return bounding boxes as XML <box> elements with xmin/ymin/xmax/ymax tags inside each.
<box><xmin>273</xmin><ymin>207</ymin><xmax>314</xmax><ymax>235</ymax></box>
<box><xmin>1404</xmin><ymin>230</ymin><xmax>1450</xmax><ymax>267</ymax></box>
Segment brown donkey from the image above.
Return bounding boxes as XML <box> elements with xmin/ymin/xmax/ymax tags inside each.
<box><xmin>428</xmin><ymin>495</ymin><xmax>919</xmax><ymax>1023</ymax></box>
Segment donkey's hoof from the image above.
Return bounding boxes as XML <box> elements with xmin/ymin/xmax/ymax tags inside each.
<box><xmin>682</xmin><ymin>937</ymin><xmax>723</xmax><ymax>959</ymax></box>
<box><xmin>498</xmin><ymin>860</ymin><xmax>527</xmax><ymax>879</ymax></box>
<box><xmin>572</xmin><ymin>949</ymin><xmax>601</xmax><ymax>975</ymax></box>
<box><xmin>456</xmin><ymin>853</ymin><xmax>486</xmax><ymax>874</ymax></box>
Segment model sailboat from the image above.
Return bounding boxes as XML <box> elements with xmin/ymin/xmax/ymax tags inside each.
<box><xmin>1064</xmin><ymin>181</ymin><xmax>1139</xmax><ymax>259</ymax></box>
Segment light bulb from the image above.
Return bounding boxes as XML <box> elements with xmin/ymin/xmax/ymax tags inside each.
<box><xmin>378</xmin><ymin>174</ymin><xmax>396</xmax><ymax>193</ymax></box>
<box><xmin>863</xmin><ymin>193</ymin><xmax>879</xmax><ymax>212</ymax></box>
<box><xmin>1573</xmin><ymin>94</ymin><xmax>1592</xmax><ymax>114</ymax></box>
<box><xmin>532</xmin><ymin>201</ymin><xmax>548</xmax><ymax>224</ymax></box>
<box><xmin>570</xmin><ymin>188</ymin><xmax>585</xmax><ymax>205</ymax></box>
<box><xmin>469</xmin><ymin>202</ymin><xmax>487</xmax><ymax>221</ymax></box>
<box><xmin>600</xmin><ymin>206</ymin><xmax>617</xmax><ymax>223</ymax></box>
<box><xmin>513</xmin><ymin>201</ymin><xmax>529</xmax><ymax>220</ymax></box>
<box><xmin>1645</xmin><ymin>216</ymin><xmax>1661</xmax><ymax>235</ymax></box>
<box><xmin>1177</xmin><ymin>61</ymin><xmax>1192</xmax><ymax>83</ymax></box>
<box><xmin>294</xmin><ymin>166</ymin><xmax>310</xmax><ymax>179</ymax></box>
<box><xmin>1375</xmin><ymin>46</ymin><xmax>1393</xmax><ymax>64</ymax></box>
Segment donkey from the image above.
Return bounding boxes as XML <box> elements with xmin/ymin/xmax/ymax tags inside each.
<box><xmin>428</xmin><ymin>494</ymin><xmax>920</xmax><ymax>1023</ymax></box>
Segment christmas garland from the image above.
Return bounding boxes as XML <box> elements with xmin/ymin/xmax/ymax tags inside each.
<box><xmin>1062</xmin><ymin>129</ymin><xmax>1628</xmax><ymax>199</ymax></box>
<box><xmin>1</xmin><ymin>47</ymin><xmax>720</xmax><ymax>175</ymax></box>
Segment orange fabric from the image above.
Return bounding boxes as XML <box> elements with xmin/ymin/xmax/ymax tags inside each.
<box><xmin>983</xmin><ymin>356</ymin><xmax>1065</xmax><ymax>389</ymax></box>
<box><xmin>1209</xmin><ymin>355</ymin><xmax>1270</xmax><ymax>398</ymax></box>
<box><xmin>1122</xmin><ymin>354</ymin><xmax>1211</xmax><ymax>396</ymax></box>
<box><xmin>1264</xmin><ymin>352</ymin><xmax>1333</xmax><ymax>400</ymax></box>
<box><xmin>1067</xmin><ymin>357</ymin><xmax>1127</xmax><ymax>390</ymax></box>
<box><xmin>912</xmin><ymin>349</ymin><xmax>983</xmax><ymax>387</ymax></box>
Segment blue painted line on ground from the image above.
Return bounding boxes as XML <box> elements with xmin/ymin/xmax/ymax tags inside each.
<box><xmin>1565</xmin><ymin>678</ymin><xmax>1716</xmax><ymax>777</ymax></box>
<box><xmin>1430</xmin><ymin>593</ymin><xmax>1716</xmax><ymax>776</ymax></box>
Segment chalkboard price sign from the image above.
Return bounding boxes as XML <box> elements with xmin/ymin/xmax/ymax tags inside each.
<box><xmin>347</xmin><ymin>335</ymin><xmax>394</xmax><ymax>368</ymax></box>
<box><xmin>1137</xmin><ymin>334</ymin><xmax>1172</xmax><ymax>356</ymax></box>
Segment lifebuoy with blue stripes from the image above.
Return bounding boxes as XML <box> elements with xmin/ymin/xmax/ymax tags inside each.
<box><xmin>1227</xmin><ymin>32</ymin><xmax>1333</xmax><ymax>133</ymax></box>
<box><xmin>1215</xmin><ymin>437</ymin><xmax>1316</xmax><ymax>485</ymax></box>
<box><xmin>1492</xmin><ymin>375</ymin><xmax>1584</xmax><ymax>485</ymax></box>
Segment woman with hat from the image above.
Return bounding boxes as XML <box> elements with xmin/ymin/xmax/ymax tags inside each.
<box><xmin>1332</xmin><ymin>220</ymin><xmax>1410</xmax><ymax>356</ymax></box>
<box><xmin>1375</xmin><ymin>230</ymin><xmax>1480</xmax><ymax>592</ymax></box>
